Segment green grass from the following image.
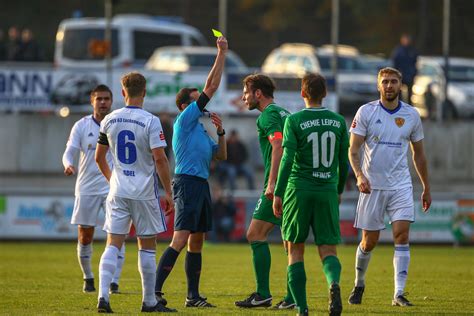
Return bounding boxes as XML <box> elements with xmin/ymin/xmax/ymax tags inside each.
<box><xmin>0</xmin><ymin>242</ymin><xmax>473</xmax><ymax>315</ymax></box>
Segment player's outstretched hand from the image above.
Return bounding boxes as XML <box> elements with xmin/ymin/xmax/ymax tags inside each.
<box><xmin>210</xmin><ymin>112</ymin><xmax>223</xmax><ymax>132</ymax></box>
<box><xmin>422</xmin><ymin>190</ymin><xmax>431</xmax><ymax>212</ymax></box>
<box><xmin>356</xmin><ymin>173</ymin><xmax>371</xmax><ymax>194</ymax></box>
<box><xmin>64</xmin><ymin>165</ymin><xmax>76</xmax><ymax>176</ymax></box>
<box><xmin>273</xmin><ymin>196</ymin><xmax>283</xmax><ymax>219</ymax></box>
<box><xmin>264</xmin><ymin>182</ymin><xmax>275</xmax><ymax>201</ymax></box>
<box><xmin>162</xmin><ymin>192</ymin><xmax>175</xmax><ymax>216</ymax></box>
<box><xmin>216</xmin><ymin>36</ymin><xmax>228</xmax><ymax>52</ymax></box>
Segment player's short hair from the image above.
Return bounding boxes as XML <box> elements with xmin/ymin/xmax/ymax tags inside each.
<box><xmin>90</xmin><ymin>84</ymin><xmax>112</xmax><ymax>99</ymax></box>
<box><xmin>175</xmin><ymin>87</ymin><xmax>199</xmax><ymax>109</ymax></box>
<box><xmin>121</xmin><ymin>72</ymin><xmax>146</xmax><ymax>98</ymax></box>
<box><xmin>378</xmin><ymin>67</ymin><xmax>402</xmax><ymax>82</ymax></box>
<box><xmin>243</xmin><ymin>74</ymin><xmax>275</xmax><ymax>98</ymax></box>
<box><xmin>301</xmin><ymin>73</ymin><xmax>327</xmax><ymax>104</ymax></box>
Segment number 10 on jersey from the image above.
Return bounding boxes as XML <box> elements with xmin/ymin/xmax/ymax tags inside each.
<box><xmin>307</xmin><ymin>131</ymin><xmax>336</xmax><ymax>168</ymax></box>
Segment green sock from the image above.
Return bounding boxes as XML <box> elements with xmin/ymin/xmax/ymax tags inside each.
<box><xmin>283</xmin><ymin>250</ymin><xmax>295</xmax><ymax>304</ymax></box>
<box><xmin>288</xmin><ymin>261</ymin><xmax>307</xmax><ymax>313</ymax></box>
<box><xmin>322</xmin><ymin>255</ymin><xmax>342</xmax><ymax>288</ymax></box>
<box><xmin>250</xmin><ymin>241</ymin><xmax>271</xmax><ymax>298</ymax></box>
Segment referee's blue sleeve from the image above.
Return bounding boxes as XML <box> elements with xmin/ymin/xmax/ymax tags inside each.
<box><xmin>176</xmin><ymin>102</ymin><xmax>201</xmax><ymax>131</ymax></box>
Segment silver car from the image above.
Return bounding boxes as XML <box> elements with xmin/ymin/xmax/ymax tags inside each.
<box><xmin>412</xmin><ymin>57</ymin><xmax>474</xmax><ymax>119</ymax></box>
<box><xmin>261</xmin><ymin>43</ymin><xmax>379</xmax><ymax>116</ymax></box>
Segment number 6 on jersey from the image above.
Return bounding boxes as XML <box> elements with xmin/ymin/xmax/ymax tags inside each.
<box><xmin>117</xmin><ymin>130</ymin><xmax>137</xmax><ymax>164</ymax></box>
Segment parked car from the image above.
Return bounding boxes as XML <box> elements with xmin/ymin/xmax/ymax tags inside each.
<box><xmin>145</xmin><ymin>46</ymin><xmax>249</xmax><ymax>73</ymax></box>
<box><xmin>412</xmin><ymin>57</ymin><xmax>474</xmax><ymax>119</ymax></box>
<box><xmin>55</xmin><ymin>14</ymin><xmax>207</xmax><ymax>68</ymax></box>
<box><xmin>51</xmin><ymin>74</ymin><xmax>99</xmax><ymax>105</ymax></box>
<box><xmin>261</xmin><ymin>43</ymin><xmax>379</xmax><ymax>116</ymax></box>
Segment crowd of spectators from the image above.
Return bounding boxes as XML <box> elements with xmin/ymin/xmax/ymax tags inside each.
<box><xmin>0</xmin><ymin>26</ymin><xmax>43</xmax><ymax>61</ymax></box>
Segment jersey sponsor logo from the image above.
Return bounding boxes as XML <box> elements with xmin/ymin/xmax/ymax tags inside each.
<box><xmin>88</xmin><ymin>132</ymin><xmax>94</xmax><ymax>137</ymax></box>
<box><xmin>159</xmin><ymin>130</ymin><xmax>165</xmax><ymax>141</ymax></box>
<box><xmin>375</xmin><ymin>119</ymin><xmax>382</xmax><ymax>124</ymax></box>
<box><xmin>351</xmin><ymin>119</ymin><xmax>357</xmax><ymax>128</ymax></box>
<box><xmin>395</xmin><ymin>117</ymin><xmax>405</xmax><ymax>127</ymax></box>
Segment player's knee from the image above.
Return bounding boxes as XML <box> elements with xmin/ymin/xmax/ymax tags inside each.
<box><xmin>246</xmin><ymin>230</ymin><xmax>262</xmax><ymax>242</ymax></box>
<box><xmin>170</xmin><ymin>237</ymin><xmax>188</xmax><ymax>252</ymax></box>
<box><xmin>79</xmin><ymin>236</ymin><xmax>93</xmax><ymax>245</ymax></box>
<box><xmin>393</xmin><ymin>231</ymin><xmax>409</xmax><ymax>244</ymax></box>
<box><xmin>187</xmin><ymin>240</ymin><xmax>203</xmax><ymax>252</ymax></box>
<box><xmin>360</xmin><ymin>239</ymin><xmax>377</xmax><ymax>252</ymax></box>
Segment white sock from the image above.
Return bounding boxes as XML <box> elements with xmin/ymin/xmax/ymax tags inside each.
<box><xmin>98</xmin><ymin>245</ymin><xmax>119</xmax><ymax>302</ymax></box>
<box><xmin>139</xmin><ymin>249</ymin><xmax>158</xmax><ymax>307</ymax></box>
<box><xmin>355</xmin><ymin>244</ymin><xmax>372</xmax><ymax>287</ymax></box>
<box><xmin>77</xmin><ymin>242</ymin><xmax>93</xmax><ymax>279</ymax></box>
<box><xmin>393</xmin><ymin>244</ymin><xmax>410</xmax><ymax>298</ymax></box>
<box><xmin>112</xmin><ymin>243</ymin><xmax>126</xmax><ymax>284</ymax></box>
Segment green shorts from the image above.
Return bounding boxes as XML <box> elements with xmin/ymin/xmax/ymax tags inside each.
<box><xmin>252</xmin><ymin>193</ymin><xmax>282</xmax><ymax>226</ymax></box>
<box><xmin>282</xmin><ymin>188</ymin><xmax>341</xmax><ymax>245</ymax></box>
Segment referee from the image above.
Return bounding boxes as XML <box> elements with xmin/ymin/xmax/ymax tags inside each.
<box><xmin>154</xmin><ymin>36</ymin><xmax>228</xmax><ymax>310</ymax></box>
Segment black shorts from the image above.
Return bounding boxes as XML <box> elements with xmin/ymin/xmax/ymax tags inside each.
<box><xmin>173</xmin><ymin>174</ymin><xmax>213</xmax><ymax>233</ymax></box>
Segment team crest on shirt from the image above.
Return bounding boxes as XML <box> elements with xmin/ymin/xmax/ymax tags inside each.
<box><xmin>395</xmin><ymin>117</ymin><xmax>405</xmax><ymax>127</ymax></box>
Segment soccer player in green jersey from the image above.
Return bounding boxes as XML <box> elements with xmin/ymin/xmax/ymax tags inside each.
<box><xmin>273</xmin><ymin>73</ymin><xmax>349</xmax><ymax>316</ymax></box>
<box><xmin>235</xmin><ymin>74</ymin><xmax>294</xmax><ymax>309</ymax></box>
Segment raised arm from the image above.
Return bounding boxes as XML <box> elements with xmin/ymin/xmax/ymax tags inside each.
<box><xmin>202</xmin><ymin>36</ymin><xmax>228</xmax><ymax>100</ymax></box>
<box><xmin>410</xmin><ymin>140</ymin><xmax>431</xmax><ymax>212</ymax></box>
<box><xmin>349</xmin><ymin>133</ymin><xmax>371</xmax><ymax>194</ymax></box>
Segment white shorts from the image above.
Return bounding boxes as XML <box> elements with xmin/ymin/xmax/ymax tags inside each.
<box><xmin>71</xmin><ymin>195</ymin><xmax>107</xmax><ymax>227</ymax></box>
<box><xmin>103</xmin><ymin>196</ymin><xmax>167</xmax><ymax>237</ymax></box>
<box><xmin>354</xmin><ymin>187</ymin><xmax>415</xmax><ymax>231</ymax></box>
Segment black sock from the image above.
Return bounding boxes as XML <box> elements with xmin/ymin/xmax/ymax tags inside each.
<box><xmin>155</xmin><ymin>247</ymin><xmax>180</xmax><ymax>293</ymax></box>
<box><xmin>185</xmin><ymin>251</ymin><xmax>202</xmax><ymax>299</ymax></box>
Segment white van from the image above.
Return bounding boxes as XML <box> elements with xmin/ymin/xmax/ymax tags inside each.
<box><xmin>54</xmin><ymin>14</ymin><xmax>207</xmax><ymax>68</ymax></box>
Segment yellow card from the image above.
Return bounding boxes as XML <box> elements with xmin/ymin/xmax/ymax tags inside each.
<box><xmin>212</xmin><ymin>29</ymin><xmax>223</xmax><ymax>37</ymax></box>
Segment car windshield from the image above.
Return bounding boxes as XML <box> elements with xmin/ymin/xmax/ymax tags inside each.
<box><xmin>317</xmin><ymin>54</ymin><xmax>369</xmax><ymax>72</ymax></box>
<box><xmin>62</xmin><ymin>28</ymin><xmax>119</xmax><ymax>60</ymax></box>
<box><xmin>447</xmin><ymin>65</ymin><xmax>474</xmax><ymax>82</ymax></box>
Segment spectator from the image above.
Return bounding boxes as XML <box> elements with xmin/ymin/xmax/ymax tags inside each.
<box><xmin>391</xmin><ymin>33</ymin><xmax>418</xmax><ymax>103</ymax></box>
<box><xmin>212</xmin><ymin>187</ymin><xmax>237</xmax><ymax>242</ymax></box>
<box><xmin>20</xmin><ymin>28</ymin><xmax>42</xmax><ymax>61</ymax></box>
<box><xmin>159</xmin><ymin>112</ymin><xmax>174</xmax><ymax>160</ymax></box>
<box><xmin>0</xmin><ymin>30</ymin><xmax>6</xmax><ymax>61</ymax></box>
<box><xmin>6</xmin><ymin>26</ymin><xmax>22</xmax><ymax>61</ymax></box>
<box><xmin>217</xmin><ymin>129</ymin><xmax>255</xmax><ymax>191</ymax></box>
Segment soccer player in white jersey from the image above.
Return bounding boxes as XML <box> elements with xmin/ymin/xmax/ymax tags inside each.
<box><xmin>95</xmin><ymin>72</ymin><xmax>175</xmax><ymax>313</ymax></box>
<box><xmin>347</xmin><ymin>67</ymin><xmax>431</xmax><ymax>307</ymax></box>
<box><xmin>62</xmin><ymin>85</ymin><xmax>125</xmax><ymax>294</ymax></box>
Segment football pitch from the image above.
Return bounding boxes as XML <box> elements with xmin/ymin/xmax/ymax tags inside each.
<box><xmin>0</xmin><ymin>242</ymin><xmax>473</xmax><ymax>315</ymax></box>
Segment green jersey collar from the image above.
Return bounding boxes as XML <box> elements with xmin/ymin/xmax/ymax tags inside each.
<box><xmin>303</xmin><ymin>107</ymin><xmax>327</xmax><ymax>111</ymax></box>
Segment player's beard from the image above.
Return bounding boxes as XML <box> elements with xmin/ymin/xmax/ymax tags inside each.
<box><xmin>247</xmin><ymin>98</ymin><xmax>259</xmax><ymax>111</ymax></box>
<box><xmin>382</xmin><ymin>89</ymin><xmax>400</xmax><ymax>102</ymax></box>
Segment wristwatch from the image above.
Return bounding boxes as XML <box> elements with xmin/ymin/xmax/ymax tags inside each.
<box><xmin>217</xmin><ymin>129</ymin><xmax>226</xmax><ymax>136</ymax></box>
